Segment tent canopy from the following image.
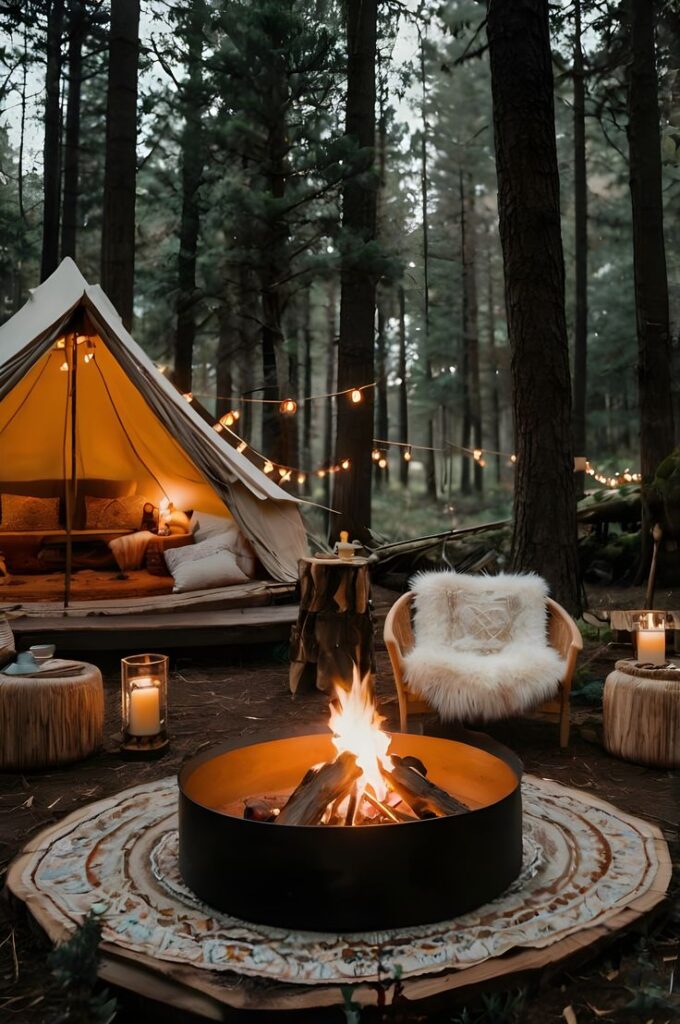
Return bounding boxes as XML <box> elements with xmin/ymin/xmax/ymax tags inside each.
<box><xmin>0</xmin><ymin>259</ymin><xmax>308</xmax><ymax>582</ymax></box>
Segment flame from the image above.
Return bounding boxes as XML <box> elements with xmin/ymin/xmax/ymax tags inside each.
<box><xmin>329</xmin><ymin>668</ymin><xmax>392</xmax><ymax>802</ymax></box>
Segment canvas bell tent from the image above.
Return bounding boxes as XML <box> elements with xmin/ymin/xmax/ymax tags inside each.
<box><xmin>0</xmin><ymin>259</ymin><xmax>308</xmax><ymax>609</ymax></box>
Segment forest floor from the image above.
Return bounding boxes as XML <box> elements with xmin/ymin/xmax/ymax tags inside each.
<box><xmin>0</xmin><ymin>583</ymin><xmax>678</xmax><ymax>1024</ymax></box>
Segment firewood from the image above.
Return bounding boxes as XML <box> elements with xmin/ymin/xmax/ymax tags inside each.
<box><xmin>382</xmin><ymin>756</ymin><xmax>469</xmax><ymax>818</ymax></box>
<box><xmin>276</xmin><ymin>751</ymin><xmax>361</xmax><ymax>826</ymax></box>
<box><xmin>399</xmin><ymin>755</ymin><xmax>428</xmax><ymax>777</ymax></box>
<box><xmin>243</xmin><ymin>799</ymin><xmax>277</xmax><ymax>823</ymax></box>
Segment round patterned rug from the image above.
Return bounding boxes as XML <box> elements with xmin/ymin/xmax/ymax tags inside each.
<box><xmin>7</xmin><ymin>774</ymin><xmax>670</xmax><ymax>990</ymax></box>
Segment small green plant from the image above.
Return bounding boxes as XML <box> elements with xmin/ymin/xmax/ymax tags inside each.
<box><xmin>451</xmin><ymin>989</ymin><xmax>527</xmax><ymax>1024</ymax></box>
<box><xmin>47</xmin><ymin>911</ymin><xmax>117</xmax><ymax>1024</ymax></box>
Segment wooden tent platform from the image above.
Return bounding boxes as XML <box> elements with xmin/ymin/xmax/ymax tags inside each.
<box><xmin>9</xmin><ymin>604</ymin><xmax>299</xmax><ymax>650</ymax></box>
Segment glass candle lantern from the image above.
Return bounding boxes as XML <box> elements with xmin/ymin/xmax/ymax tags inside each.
<box><xmin>632</xmin><ymin>611</ymin><xmax>667</xmax><ymax>667</ymax></box>
<box><xmin>121</xmin><ymin>653</ymin><xmax>169</xmax><ymax>758</ymax></box>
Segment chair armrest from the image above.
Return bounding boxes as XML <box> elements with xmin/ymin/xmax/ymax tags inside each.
<box><xmin>546</xmin><ymin>597</ymin><xmax>583</xmax><ymax>695</ymax></box>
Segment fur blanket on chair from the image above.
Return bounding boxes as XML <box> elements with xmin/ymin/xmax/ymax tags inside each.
<box><xmin>403</xmin><ymin>571</ymin><xmax>565</xmax><ymax>722</ymax></box>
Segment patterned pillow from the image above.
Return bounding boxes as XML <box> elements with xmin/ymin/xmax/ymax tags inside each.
<box><xmin>0</xmin><ymin>494</ymin><xmax>61</xmax><ymax>531</ymax></box>
<box><xmin>85</xmin><ymin>495</ymin><xmax>150</xmax><ymax>531</ymax></box>
<box><xmin>0</xmin><ymin>616</ymin><xmax>15</xmax><ymax>669</ymax></box>
<box><xmin>447</xmin><ymin>590</ymin><xmax>521</xmax><ymax>653</ymax></box>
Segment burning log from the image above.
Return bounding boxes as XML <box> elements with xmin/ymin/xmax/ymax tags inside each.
<box><xmin>382</xmin><ymin>755</ymin><xmax>469</xmax><ymax>818</ymax></box>
<box><xmin>276</xmin><ymin>751</ymin><xmax>361</xmax><ymax>826</ymax></box>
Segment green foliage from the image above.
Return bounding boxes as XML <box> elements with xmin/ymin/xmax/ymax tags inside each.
<box><xmin>450</xmin><ymin>989</ymin><xmax>527</xmax><ymax>1024</ymax></box>
<box><xmin>47</xmin><ymin>911</ymin><xmax>117</xmax><ymax>1024</ymax></box>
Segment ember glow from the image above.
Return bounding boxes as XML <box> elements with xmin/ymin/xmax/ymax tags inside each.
<box><xmin>329</xmin><ymin>668</ymin><xmax>392</xmax><ymax>802</ymax></box>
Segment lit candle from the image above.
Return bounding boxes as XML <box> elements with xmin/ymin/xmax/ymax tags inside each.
<box><xmin>636</xmin><ymin>613</ymin><xmax>666</xmax><ymax>666</ymax></box>
<box><xmin>128</xmin><ymin>679</ymin><xmax>161</xmax><ymax>736</ymax></box>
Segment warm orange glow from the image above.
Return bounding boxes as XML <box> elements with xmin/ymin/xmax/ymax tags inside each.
<box><xmin>473</xmin><ymin>448</ymin><xmax>482</xmax><ymax>461</ymax></box>
<box><xmin>378</xmin><ymin>457</ymin><xmax>387</xmax><ymax>469</ymax></box>
<box><xmin>297</xmin><ymin>473</ymin><xmax>306</xmax><ymax>484</ymax></box>
<box><xmin>371</xmin><ymin>448</ymin><xmax>381</xmax><ymax>462</ymax></box>
<box><xmin>350</xmin><ymin>388</ymin><xmax>363</xmax><ymax>404</ymax></box>
<box><xmin>183</xmin><ymin>392</ymin><xmax>193</xmax><ymax>402</ymax></box>
<box><xmin>403</xmin><ymin>448</ymin><xmax>412</xmax><ymax>462</ymax></box>
<box><xmin>237</xmin><ymin>440</ymin><xmax>247</xmax><ymax>453</ymax></box>
<box><xmin>263</xmin><ymin>460</ymin><xmax>274</xmax><ymax>474</ymax></box>
<box><xmin>341</xmin><ymin>458</ymin><xmax>350</xmax><ymax>470</ymax></box>
<box><xmin>279</xmin><ymin>398</ymin><xmax>297</xmax><ymax>415</ymax></box>
<box><xmin>329</xmin><ymin>668</ymin><xmax>392</xmax><ymax>803</ymax></box>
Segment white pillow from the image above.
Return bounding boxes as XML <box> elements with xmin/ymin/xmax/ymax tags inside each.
<box><xmin>165</xmin><ymin>527</ymin><xmax>257</xmax><ymax>579</ymax></box>
<box><xmin>171</xmin><ymin>549</ymin><xmax>250</xmax><ymax>593</ymax></box>
<box><xmin>191</xmin><ymin>509</ymin><xmax>233</xmax><ymax>540</ymax></box>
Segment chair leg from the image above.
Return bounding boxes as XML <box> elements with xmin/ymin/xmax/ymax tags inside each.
<box><xmin>398</xmin><ymin>690</ymin><xmax>409</xmax><ymax>733</ymax></box>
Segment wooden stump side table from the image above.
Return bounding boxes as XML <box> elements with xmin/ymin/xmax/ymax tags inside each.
<box><xmin>0</xmin><ymin>662</ymin><xmax>104</xmax><ymax>771</ymax></box>
<box><xmin>289</xmin><ymin>556</ymin><xmax>374</xmax><ymax>694</ymax></box>
<box><xmin>603</xmin><ymin>659</ymin><xmax>680</xmax><ymax>768</ymax></box>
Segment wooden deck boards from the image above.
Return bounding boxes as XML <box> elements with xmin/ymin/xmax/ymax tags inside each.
<box><xmin>10</xmin><ymin>604</ymin><xmax>299</xmax><ymax>650</ymax></box>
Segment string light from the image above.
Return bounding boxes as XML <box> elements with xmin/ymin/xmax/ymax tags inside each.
<box><xmin>341</xmin><ymin>458</ymin><xmax>350</xmax><ymax>470</ymax></box>
<box><xmin>237</xmin><ymin>440</ymin><xmax>247</xmax><ymax>453</ymax></box>
<box><xmin>371</xmin><ymin>448</ymin><xmax>381</xmax><ymax>462</ymax></box>
<box><xmin>83</xmin><ymin>352</ymin><xmax>94</xmax><ymax>364</ymax></box>
<box><xmin>478</xmin><ymin>458</ymin><xmax>486</xmax><ymax>468</ymax></box>
<box><xmin>263</xmin><ymin>461</ymin><xmax>274</xmax><ymax>474</ymax></box>
<box><xmin>190</xmin><ymin>383</ymin><xmax>377</xmax><ymax>407</ymax></box>
<box><xmin>279</xmin><ymin>398</ymin><xmax>297</xmax><ymax>415</ymax></box>
<box><xmin>403</xmin><ymin>448</ymin><xmax>412</xmax><ymax>462</ymax></box>
<box><xmin>510</xmin><ymin>454</ymin><xmax>517</xmax><ymax>463</ymax></box>
<box><xmin>317</xmin><ymin>469</ymin><xmax>326</xmax><ymax>478</ymax></box>
<box><xmin>378</xmin><ymin>457</ymin><xmax>387</xmax><ymax>469</ymax></box>
<box><xmin>473</xmin><ymin>449</ymin><xmax>483</xmax><ymax>461</ymax></box>
<box><xmin>297</xmin><ymin>473</ymin><xmax>306</xmax><ymax>485</ymax></box>
<box><xmin>350</xmin><ymin>388</ymin><xmax>363</xmax><ymax>404</ymax></box>
<box><xmin>183</xmin><ymin>392</ymin><xmax>193</xmax><ymax>403</ymax></box>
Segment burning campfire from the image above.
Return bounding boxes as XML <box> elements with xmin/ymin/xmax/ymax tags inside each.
<box><xmin>242</xmin><ymin>669</ymin><xmax>469</xmax><ymax>827</ymax></box>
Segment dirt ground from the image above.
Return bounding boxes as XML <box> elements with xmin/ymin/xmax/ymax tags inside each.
<box><xmin>0</xmin><ymin>584</ymin><xmax>678</xmax><ymax>1024</ymax></box>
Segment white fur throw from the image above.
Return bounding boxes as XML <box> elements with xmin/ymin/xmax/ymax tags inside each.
<box><xmin>403</xmin><ymin>571</ymin><xmax>565</xmax><ymax>722</ymax></box>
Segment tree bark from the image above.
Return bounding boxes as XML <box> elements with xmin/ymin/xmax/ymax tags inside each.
<box><xmin>374</xmin><ymin>301</ymin><xmax>389</xmax><ymax>487</ymax></box>
<box><xmin>487</xmin><ymin>244</ymin><xmax>502</xmax><ymax>485</ymax></box>
<box><xmin>101</xmin><ymin>0</ymin><xmax>140</xmax><ymax>329</ymax></box>
<box><xmin>460</xmin><ymin>172</ymin><xmax>483</xmax><ymax>495</ymax></box>
<box><xmin>302</xmin><ymin>284</ymin><xmax>313</xmax><ymax>462</ymax></box>
<box><xmin>398</xmin><ymin>284</ymin><xmax>409</xmax><ymax>486</ymax></box>
<box><xmin>324</xmin><ymin>279</ymin><xmax>337</xmax><ymax>514</ymax></box>
<box><xmin>420</xmin><ymin>31</ymin><xmax>437</xmax><ymax>501</ymax></box>
<box><xmin>331</xmin><ymin>0</ymin><xmax>378</xmax><ymax>543</ymax></box>
<box><xmin>61</xmin><ymin>0</ymin><xmax>84</xmax><ymax>260</ymax></box>
<box><xmin>173</xmin><ymin>0</ymin><xmax>207</xmax><ymax>395</ymax></box>
<box><xmin>572</xmin><ymin>0</ymin><xmax>588</xmax><ymax>500</ymax></box>
<box><xmin>41</xmin><ymin>0</ymin><xmax>64</xmax><ymax>281</ymax></box>
<box><xmin>487</xmin><ymin>0</ymin><xmax>580</xmax><ymax>614</ymax></box>
<box><xmin>627</xmin><ymin>0</ymin><xmax>675</xmax><ymax>480</ymax></box>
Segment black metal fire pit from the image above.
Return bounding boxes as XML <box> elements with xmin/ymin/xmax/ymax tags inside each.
<box><xmin>178</xmin><ymin>729</ymin><xmax>522</xmax><ymax>932</ymax></box>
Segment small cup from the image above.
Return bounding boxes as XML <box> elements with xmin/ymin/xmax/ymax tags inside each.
<box><xmin>30</xmin><ymin>644</ymin><xmax>56</xmax><ymax>664</ymax></box>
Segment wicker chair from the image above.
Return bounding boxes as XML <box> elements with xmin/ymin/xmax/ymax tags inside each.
<box><xmin>383</xmin><ymin>592</ymin><xmax>582</xmax><ymax>748</ymax></box>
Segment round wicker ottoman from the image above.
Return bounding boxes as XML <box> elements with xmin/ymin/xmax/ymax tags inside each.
<box><xmin>0</xmin><ymin>662</ymin><xmax>104</xmax><ymax>771</ymax></box>
<box><xmin>603</xmin><ymin>659</ymin><xmax>680</xmax><ymax>768</ymax></box>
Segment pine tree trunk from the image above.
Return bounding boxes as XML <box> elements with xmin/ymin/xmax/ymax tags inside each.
<box><xmin>101</xmin><ymin>0</ymin><xmax>140</xmax><ymax>329</ymax></box>
<box><xmin>238</xmin><ymin>263</ymin><xmax>255</xmax><ymax>440</ymax></box>
<box><xmin>420</xmin><ymin>32</ymin><xmax>437</xmax><ymax>502</ymax></box>
<box><xmin>398</xmin><ymin>284</ymin><xmax>409</xmax><ymax>487</ymax></box>
<box><xmin>324</xmin><ymin>279</ymin><xmax>337</xmax><ymax>514</ymax></box>
<box><xmin>572</xmin><ymin>0</ymin><xmax>588</xmax><ymax>499</ymax></box>
<box><xmin>374</xmin><ymin>302</ymin><xmax>389</xmax><ymax>487</ymax></box>
<box><xmin>61</xmin><ymin>0</ymin><xmax>84</xmax><ymax>260</ymax></box>
<box><xmin>627</xmin><ymin>0</ymin><xmax>675</xmax><ymax>479</ymax></box>
<box><xmin>461</xmin><ymin>172</ymin><xmax>483</xmax><ymax>494</ymax></box>
<box><xmin>331</xmin><ymin>0</ymin><xmax>377</xmax><ymax>543</ymax></box>
<box><xmin>174</xmin><ymin>0</ymin><xmax>206</xmax><ymax>395</ymax></box>
<box><xmin>487</xmin><ymin>0</ymin><xmax>580</xmax><ymax>614</ymax></box>
<box><xmin>41</xmin><ymin>0</ymin><xmax>64</xmax><ymax>281</ymax></box>
<box><xmin>302</xmin><ymin>285</ymin><xmax>313</xmax><ymax>461</ymax></box>
<box><xmin>487</xmin><ymin>246</ymin><xmax>502</xmax><ymax>485</ymax></box>
<box><xmin>216</xmin><ymin>299</ymin><xmax>234</xmax><ymax>421</ymax></box>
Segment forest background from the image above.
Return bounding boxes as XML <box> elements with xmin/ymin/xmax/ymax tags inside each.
<box><xmin>0</xmin><ymin>0</ymin><xmax>678</xmax><ymax>611</ymax></box>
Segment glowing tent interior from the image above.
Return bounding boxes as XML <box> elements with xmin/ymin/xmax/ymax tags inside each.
<box><xmin>0</xmin><ymin>259</ymin><xmax>308</xmax><ymax>612</ymax></box>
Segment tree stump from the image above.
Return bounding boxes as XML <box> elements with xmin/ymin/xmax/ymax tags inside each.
<box><xmin>0</xmin><ymin>662</ymin><xmax>104</xmax><ymax>770</ymax></box>
<box><xmin>603</xmin><ymin>659</ymin><xmax>680</xmax><ymax>768</ymax></box>
<box><xmin>289</xmin><ymin>557</ymin><xmax>374</xmax><ymax>694</ymax></box>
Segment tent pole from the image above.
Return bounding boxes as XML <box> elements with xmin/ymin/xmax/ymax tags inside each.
<box><xmin>64</xmin><ymin>329</ymin><xmax>78</xmax><ymax>611</ymax></box>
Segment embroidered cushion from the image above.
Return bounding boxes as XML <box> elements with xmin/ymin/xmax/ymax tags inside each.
<box><xmin>0</xmin><ymin>494</ymin><xmax>61</xmax><ymax>531</ymax></box>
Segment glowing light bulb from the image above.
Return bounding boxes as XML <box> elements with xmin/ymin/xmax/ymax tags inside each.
<box><xmin>59</xmin><ymin>360</ymin><xmax>69</xmax><ymax>372</ymax></box>
<box><xmin>510</xmin><ymin>454</ymin><xmax>517</xmax><ymax>464</ymax></box>
<box><xmin>214</xmin><ymin>422</ymin><xmax>224</xmax><ymax>432</ymax></box>
<box><xmin>83</xmin><ymin>352</ymin><xmax>94</xmax><ymax>364</ymax></box>
<box><xmin>341</xmin><ymin>459</ymin><xmax>350</xmax><ymax>470</ymax></box>
<box><xmin>350</xmin><ymin>388</ymin><xmax>363</xmax><ymax>404</ymax></box>
<box><xmin>403</xmin><ymin>449</ymin><xmax>412</xmax><ymax>462</ymax></box>
<box><xmin>280</xmin><ymin>470</ymin><xmax>292</xmax><ymax>482</ymax></box>
<box><xmin>278</xmin><ymin>467</ymin><xmax>288</xmax><ymax>477</ymax></box>
<box><xmin>371</xmin><ymin>449</ymin><xmax>381</xmax><ymax>462</ymax></box>
<box><xmin>237</xmin><ymin>440</ymin><xmax>247</xmax><ymax>453</ymax></box>
<box><xmin>479</xmin><ymin>458</ymin><xmax>486</xmax><ymax>468</ymax></box>
<box><xmin>56</xmin><ymin>338</ymin><xmax>65</xmax><ymax>350</ymax></box>
<box><xmin>279</xmin><ymin>398</ymin><xmax>297</xmax><ymax>415</ymax></box>
<box><xmin>297</xmin><ymin>473</ymin><xmax>306</xmax><ymax>485</ymax></box>
<box><xmin>263</xmin><ymin>461</ymin><xmax>274</xmax><ymax>474</ymax></box>
<box><xmin>232</xmin><ymin>410</ymin><xmax>240</xmax><ymax>420</ymax></box>
<box><xmin>183</xmin><ymin>392</ymin><xmax>193</xmax><ymax>402</ymax></box>
<box><xmin>317</xmin><ymin>469</ymin><xmax>326</xmax><ymax>478</ymax></box>
<box><xmin>378</xmin><ymin>457</ymin><xmax>387</xmax><ymax>469</ymax></box>
<box><xmin>473</xmin><ymin>449</ymin><xmax>483</xmax><ymax>461</ymax></box>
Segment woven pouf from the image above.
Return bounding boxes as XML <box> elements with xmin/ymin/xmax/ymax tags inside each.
<box><xmin>0</xmin><ymin>662</ymin><xmax>104</xmax><ymax>771</ymax></box>
<box><xmin>603</xmin><ymin>659</ymin><xmax>680</xmax><ymax>768</ymax></box>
